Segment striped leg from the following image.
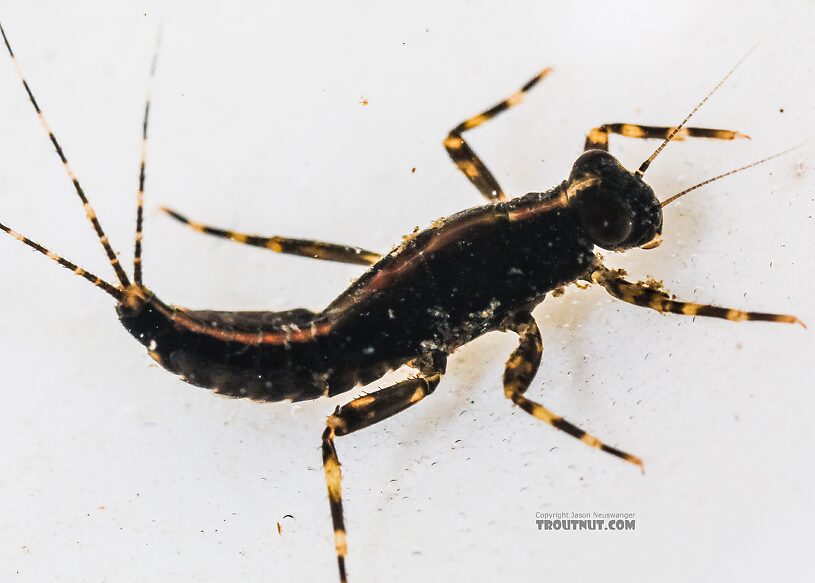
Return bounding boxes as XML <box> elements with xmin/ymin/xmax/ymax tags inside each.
<box><xmin>161</xmin><ymin>208</ymin><xmax>381</xmax><ymax>266</ymax></box>
<box><xmin>444</xmin><ymin>68</ymin><xmax>553</xmax><ymax>202</ymax></box>
<box><xmin>322</xmin><ymin>364</ymin><xmax>444</xmax><ymax>583</ymax></box>
<box><xmin>584</xmin><ymin>123</ymin><xmax>749</xmax><ymax>152</ymax></box>
<box><xmin>591</xmin><ymin>267</ymin><xmax>805</xmax><ymax>326</ymax></box>
<box><xmin>503</xmin><ymin>312</ymin><xmax>643</xmax><ymax>469</ymax></box>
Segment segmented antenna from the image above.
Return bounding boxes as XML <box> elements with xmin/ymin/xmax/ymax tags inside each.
<box><xmin>0</xmin><ymin>21</ymin><xmax>131</xmax><ymax>288</ymax></box>
<box><xmin>134</xmin><ymin>26</ymin><xmax>163</xmax><ymax>285</ymax></box>
<box><xmin>637</xmin><ymin>48</ymin><xmax>756</xmax><ymax>177</ymax></box>
<box><xmin>660</xmin><ymin>142</ymin><xmax>807</xmax><ymax>207</ymax></box>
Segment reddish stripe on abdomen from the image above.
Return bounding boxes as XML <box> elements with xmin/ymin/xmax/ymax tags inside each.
<box><xmin>152</xmin><ymin>300</ymin><xmax>332</xmax><ymax>345</ymax></box>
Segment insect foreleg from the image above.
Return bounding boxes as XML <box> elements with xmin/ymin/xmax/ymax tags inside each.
<box><xmin>584</xmin><ymin>123</ymin><xmax>748</xmax><ymax>152</ymax></box>
<box><xmin>161</xmin><ymin>208</ymin><xmax>381</xmax><ymax>266</ymax></box>
<box><xmin>503</xmin><ymin>312</ymin><xmax>643</xmax><ymax>469</ymax></box>
<box><xmin>321</xmin><ymin>361</ymin><xmax>445</xmax><ymax>583</ymax></box>
<box><xmin>444</xmin><ymin>68</ymin><xmax>552</xmax><ymax>202</ymax></box>
<box><xmin>591</xmin><ymin>267</ymin><xmax>804</xmax><ymax>326</ymax></box>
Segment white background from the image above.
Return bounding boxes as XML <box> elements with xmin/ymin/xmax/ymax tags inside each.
<box><xmin>1</xmin><ymin>2</ymin><xmax>813</xmax><ymax>582</ymax></box>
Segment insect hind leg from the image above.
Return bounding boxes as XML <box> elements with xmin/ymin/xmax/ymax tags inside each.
<box><xmin>584</xmin><ymin>123</ymin><xmax>749</xmax><ymax>152</ymax></box>
<box><xmin>444</xmin><ymin>68</ymin><xmax>552</xmax><ymax>202</ymax></box>
<box><xmin>161</xmin><ymin>208</ymin><xmax>382</xmax><ymax>266</ymax></box>
<box><xmin>322</xmin><ymin>357</ymin><xmax>445</xmax><ymax>583</ymax></box>
<box><xmin>502</xmin><ymin>312</ymin><xmax>643</xmax><ymax>469</ymax></box>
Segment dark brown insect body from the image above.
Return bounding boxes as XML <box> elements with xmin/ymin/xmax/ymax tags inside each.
<box><xmin>1</xmin><ymin>24</ymin><xmax>803</xmax><ymax>583</ymax></box>
<box><xmin>119</xmin><ymin>171</ymin><xmax>611</xmax><ymax>403</ymax></box>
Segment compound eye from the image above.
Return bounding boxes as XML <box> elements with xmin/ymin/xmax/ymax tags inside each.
<box><xmin>579</xmin><ymin>195</ymin><xmax>634</xmax><ymax>248</ymax></box>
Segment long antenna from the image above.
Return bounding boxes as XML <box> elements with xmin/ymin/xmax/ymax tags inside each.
<box><xmin>134</xmin><ymin>25</ymin><xmax>163</xmax><ymax>285</ymax></box>
<box><xmin>660</xmin><ymin>143</ymin><xmax>806</xmax><ymax>207</ymax></box>
<box><xmin>637</xmin><ymin>47</ymin><xmax>756</xmax><ymax>178</ymax></box>
<box><xmin>0</xmin><ymin>21</ymin><xmax>131</xmax><ymax>288</ymax></box>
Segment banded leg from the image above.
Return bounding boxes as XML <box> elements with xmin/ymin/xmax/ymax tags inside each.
<box><xmin>161</xmin><ymin>208</ymin><xmax>381</xmax><ymax>266</ymax></box>
<box><xmin>503</xmin><ymin>313</ymin><xmax>643</xmax><ymax>468</ymax></box>
<box><xmin>322</xmin><ymin>364</ymin><xmax>444</xmax><ymax>583</ymax></box>
<box><xmin>444</xmin><ymin>68</ymin><xmax>553</xmax><ymax>202</ymax></box>
<box><xmin>591</xmin><ymin>267</ymin><xmax>804</xmax><ymax>326</ymax></box>
<box><xmin>584</xmin><ymin>123</ymin><xmax>749</xmax><ymax>152</ymax></box>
